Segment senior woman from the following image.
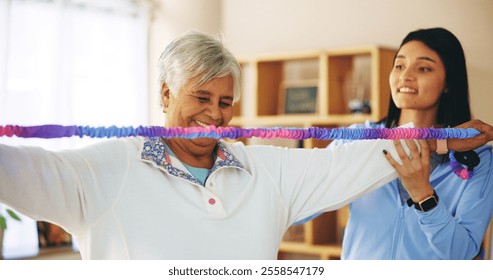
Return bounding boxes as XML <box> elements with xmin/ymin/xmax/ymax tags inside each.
<box><xmin>0</xmin><ymin>30</ymin><xmax>492</xmax><ymax>260</ymax></box>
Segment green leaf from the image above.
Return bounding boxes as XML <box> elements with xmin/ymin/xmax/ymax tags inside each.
<box><xmin>0</xmin><ymin>216</ymin><xmax>6</xmax><ymax>231</ymax></box>
<box><xmin>6</xmin><ymin>209</ymin><xmax>21</xmax><ymax>221</ymax></box>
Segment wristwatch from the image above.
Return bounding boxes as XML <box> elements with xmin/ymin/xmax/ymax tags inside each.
<box><xmin>406</xmin><ymin>190</ymin><xmax>439</xmax><ymax>212</ymax></box>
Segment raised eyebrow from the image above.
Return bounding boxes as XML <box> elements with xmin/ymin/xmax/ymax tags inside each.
<box><xmin>417</xmin><ymin>56</ymin><xmax>436</xmax><ymax>63</ymax></box>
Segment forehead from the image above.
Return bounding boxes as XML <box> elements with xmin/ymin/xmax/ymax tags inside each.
<box><xmin>184</xmin><ymin>75</ymin><xmax>234</xmax><ymax>96</ymax></box>
<box><xmin>397</xmin><ymin>40</ymin><xmax>442</xmax><ymax>62</ymax></box>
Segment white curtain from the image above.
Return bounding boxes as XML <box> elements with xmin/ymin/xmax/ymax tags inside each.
<box><xmin>0</xmin><ymin>0</ymin><xmax>149</xmax><ymax>147</ymax></box>
<box><xmin>0</xmin><ymin>0</ymin><xmax>150</xmax><ymax>259</ymax></box>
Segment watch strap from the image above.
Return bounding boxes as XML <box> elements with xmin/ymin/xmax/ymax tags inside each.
<box><xmin>406</xmin><ymin>190</ymin><xmax>439</xmax><ymax>212</ymax></box>
<box><xmin>436</xmin><ymin>139</ymin><xmax>448</xmax><ymax>154</ymax></box>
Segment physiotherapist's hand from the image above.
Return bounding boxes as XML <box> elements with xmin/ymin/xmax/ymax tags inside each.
<box><xmin>384</xmin><ymin>139</ymin><xmax>434</xmax><ymax>202</ymax></box>
<box><xmin>449</xmin><ymin>119</ymin><xmax>493</xmax><ymax>151</ymax></box>
<box><xmin>426</xmin><ymin>119</ymin><xmax>493</xmax><ymax>153</ymax></box>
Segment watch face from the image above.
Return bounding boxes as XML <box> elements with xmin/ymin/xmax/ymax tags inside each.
<box><xmin>419</xmin><ymin>196</ymin><xmax>438</xmax><ymax>212</ymax></box>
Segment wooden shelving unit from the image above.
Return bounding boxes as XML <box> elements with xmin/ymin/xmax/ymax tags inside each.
<box><xmin>232</xmin><ymin>46</ymin><xmax>397</xmax><ymax>259</ymax></box>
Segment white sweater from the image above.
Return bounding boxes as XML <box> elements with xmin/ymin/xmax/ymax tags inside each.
<box><xmin>0</xmin><ymin>137</ymin><xmax>398</xmax><ymax>259</ymax></box>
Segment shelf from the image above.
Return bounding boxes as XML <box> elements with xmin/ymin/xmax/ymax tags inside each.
<box><xmin>279</xmin><ymin>242</ymin><xmax>342</xmax><ymax>260</ymax></box>
<box><xmin>16</xmin><ymin>246</ymin><xmax>81</xmax><ymax>260</ymax></box>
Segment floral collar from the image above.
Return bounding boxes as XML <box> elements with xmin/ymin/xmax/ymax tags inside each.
<box><xmin>140</xmin><ymin>137</ymin><xmax>246</xmax><ymax>184</ymax></box>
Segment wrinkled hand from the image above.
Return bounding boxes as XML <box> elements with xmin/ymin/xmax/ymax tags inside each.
<box><xmin>384</xmin><ymin>139</ymin><xmax>434</xmax><ymax>202</ymax></box>
<box><xmin>449</xmin><ymin>119</ymin><xmax>493</xmax><ymax>152</ymax></box>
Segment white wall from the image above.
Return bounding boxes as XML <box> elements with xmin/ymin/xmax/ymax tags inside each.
<box><xmin>220</xmin><ymin>0</ymin><xmax>493</xmax><ymax>125</ymax></box>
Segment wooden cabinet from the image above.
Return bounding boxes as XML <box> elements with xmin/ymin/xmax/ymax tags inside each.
<box><xmin>232</xmin><ymin>46</ymin><xmax>397</xmax><ymax>259</ymax></box>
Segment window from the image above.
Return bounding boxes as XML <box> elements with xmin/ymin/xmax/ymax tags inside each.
<box><xmin>0</xmin><ymin>0</ymin><xmax>150</xmax><ymax>259</ymax></box>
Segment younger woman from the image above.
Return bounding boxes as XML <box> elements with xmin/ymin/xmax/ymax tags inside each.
<box><xmin>338</xmin><ymin>27</ymin><xmax>493</xmax><ymax>259</ymax></box>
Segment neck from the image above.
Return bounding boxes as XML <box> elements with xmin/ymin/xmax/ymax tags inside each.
<box><xmin>165</xmin><ymin>139</ymin><xmax>216</xmax><ymax>169</ymax></box>
<box><xmin>398</xmin><ymin>109</ymin><xmax>438</xmax><ymax>128</ymax></box>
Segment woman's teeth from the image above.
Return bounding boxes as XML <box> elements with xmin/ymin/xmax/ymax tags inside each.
<box><xmin>399</xmin><ymin>87</ymin><xmax>417</xmax><ymax>93</ymax></box>
<box><xmin>194</xmin><ymin>120</ymin><xmax>208</xmax><ymax>127</ymax></box>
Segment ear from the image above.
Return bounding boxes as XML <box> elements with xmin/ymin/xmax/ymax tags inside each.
<box><xmin>443</xmin><ymin>84</ymin><xmax>449</xmax><ymax>94</ymax></box>
<box><xmin>161</xmin><ymin>83</ymin><xmax>170</xmax><ymax>112</ymax></box>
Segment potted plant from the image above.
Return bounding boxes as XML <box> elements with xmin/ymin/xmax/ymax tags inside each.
<box><xmin>0</xmin><ymin>208</ymin><xmax>21</xmax><ymax>260</ymax></box>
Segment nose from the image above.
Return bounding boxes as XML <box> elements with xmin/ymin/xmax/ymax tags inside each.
<box><xmin>205</xmin><ymin>103</ymin><xmax>222</xmax><ymax>122</ymax></box>
<box><xmin>399</xmin><ymin>67</ymin><xmax>415</xmax><ymax>82</ymax></box>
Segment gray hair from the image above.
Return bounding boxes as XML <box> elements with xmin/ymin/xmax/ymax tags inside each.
<box><xmin>157</xmin><ymin>30</ymin><xmax>242</xmax><ymax>103</ymax></box>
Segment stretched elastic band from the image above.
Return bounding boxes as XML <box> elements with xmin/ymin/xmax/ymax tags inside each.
<box><xmin>0</xmin><ymin>125</ymin><xmax>480</xmax><ymax>140</ymax></box>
